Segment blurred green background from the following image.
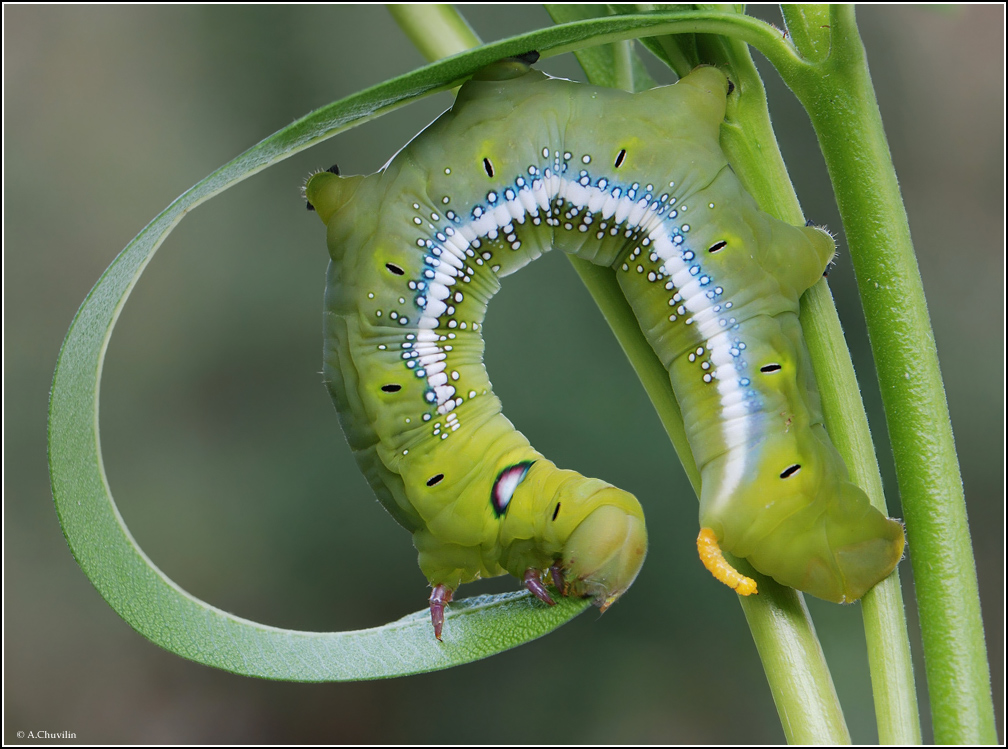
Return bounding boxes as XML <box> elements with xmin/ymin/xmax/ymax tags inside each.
<box><xmin>5</xmin><ymin>5</ymin><xmax>1003</xmax><ymax>743</ymax></box>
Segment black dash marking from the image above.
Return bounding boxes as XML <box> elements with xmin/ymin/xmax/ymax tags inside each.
<box><xmin>708</xmin><ymin>240</ymin><xmax>727</xmax><ymax>254</ymax></box>
<box><xmin>552</xmin><ymin>502</ymin><xmax>561</xmax><ymax>521</ymax></box>
<box><xmin>483</xmin><ymin>157</ymin><xmax>494</xmax><ymax>178</ymax></box>
<box><xmin>726</xmin><ymin>79</ymin><xmax>736</xmax><ymax>96</ymax></box>
<box><xmin>306</xmin><ymin>201</ymin><xmax>315</xmax><ymax>212</ymax></box>
<box><xmin>515</xmin><ymin>50</ymin><xmax>540</xmax><ymax>64</ymax></box>
<box><xmin>614</xmin><ymin>149</ymin><xmax>627</xmax><ymax>169</ymax></box>
<box><xmin>760</xmin><ymin>364</ymin><xmax>782</xmax><ymax>373</ymax></box>
<box><xmin>326</xmin><ymin>163</ymin><xmax>340</xmax><ymax>175</ymax></box>
<box><xmin>385</xmin><ymin>262</ymin><xmax>405</xmax><ymax>276</ymax></box>
<box><xmin>381</xmin><ymin>384</ymin><xmax>401</xmax><ymax>392</ymax></box>
<box><xmin>426</xmin><ymin>474</ymin><xmax>444</xmax><ymax>487</ymax></box>
<box><xmin>780</xmin><ymin>464</ymin><xmax>801</xmax><ymax>479</ymax></box>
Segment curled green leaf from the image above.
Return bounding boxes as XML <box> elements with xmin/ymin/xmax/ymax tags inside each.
<box><xmin>51</xmin><ymin>11</ymin><xmax>760</xmax><ymax>681</ymax></box>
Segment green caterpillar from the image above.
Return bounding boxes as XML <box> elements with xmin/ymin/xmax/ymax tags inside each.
<box><xmin>306</xmin><ymin>59</ymin><xmax>904</xmax><ymax>639</ymax></box>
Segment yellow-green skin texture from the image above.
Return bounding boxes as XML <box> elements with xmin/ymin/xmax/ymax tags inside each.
<box><xmin>307</xmin><ymin>62</ymin><xmax>903</xmax><ymax>605</ymax></box>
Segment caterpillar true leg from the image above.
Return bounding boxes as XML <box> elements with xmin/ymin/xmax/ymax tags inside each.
<box><xmin>549</xmin><ymin>562</ymin><xmax>566</xmax><ymax>595</ymax></box>
<box><xmin>523</xmin><ymin>568</ymin><xmax>556</xmax><ymax>606</ymax></box>
<box><xmin>429</xmin><ymin>584</ymin><xmax>454</xmax><ymax>642</ymax></box>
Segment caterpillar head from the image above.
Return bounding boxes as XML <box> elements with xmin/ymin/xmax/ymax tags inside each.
<box><xmin>559</xmin><ymin>486</ymin><xmax>648</xmax><ymax>611</ymax></box>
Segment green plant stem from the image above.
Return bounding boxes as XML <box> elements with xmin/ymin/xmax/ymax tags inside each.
<box><xmin>543</xmin><ymin>5</ymin><xmax>657</xmax><ymax>92</ymax></box>
<box><xmin>612</xmin><ymin>39</ymin><xmax>636</xmax><ymax>91</ymax></box>
<box><xmin>779</xmin><ymin>5</ymin><xmax>994</xmax><ymax>744</ymax></box>
<box><xmin>800</xmin><ymin>282</ymin><xmax>922</xmax><ymax>745</ymax></box>
<box><xmin>386</xmin><ymin>5</ymin><xmax>480</xmax><ymax>63</ymax></box>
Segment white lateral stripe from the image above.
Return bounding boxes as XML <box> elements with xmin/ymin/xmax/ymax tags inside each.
<box><xmin>424</xmin><ymin>299</ymin><xmax>447</xmax><ymax>318</ymax></box>
<box><xmin>427</xmin><ymin>282</ymin><xmax>450</xmax><ymax>301</ymax></box>
<box><xmin>492</xmin><ymin>205</ymin><xmax>512</xmax><ymax>227</ymax></box>
<box><xmin>587</xmin><ymin>187</ymin><xmax>607</xmax><ymax>213</ymax></box>
<box><xmin>518</xmin><ymin>188</ymin><xmax>539</xmax><ymax>215</ymax></box>
<box><xmin>627</xmin><ymin>199</ymin><xmax>649</xmax><ymax>227</ymax></box>
<box><xmin>432</xmin><ymin>271</ymin><xmax>456</xmax><ymax>287</ymax></box>
<box><xmin>418</xmin><ymin>352</ymin><xmax>446</xmax><ymax>366</ymax></box>
<box><xmin>424</xmin><ymin>361</ymin><xmax>447</xmax><ymax>375</ymax></box>
<box><xmin>438</xmin><ymin>248</ymin><xmax>465</xmax><ymax>269</ymax></box>
<box><xmin>406</xmin><ymin>171</ymin><xmax>755</xmax><ymax>469</ymax></box>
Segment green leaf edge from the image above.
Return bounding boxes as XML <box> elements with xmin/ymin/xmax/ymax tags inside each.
<box><xmin>47</xmin><ymin>11</ymin><xmax>763</xmax><ymax>683</ymax></box>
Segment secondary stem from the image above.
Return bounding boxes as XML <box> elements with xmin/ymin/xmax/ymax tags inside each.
<box><xmin>785</xmin><ymin>6</ymin><xmax>995</xmax><ymax>743</ymax></box>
